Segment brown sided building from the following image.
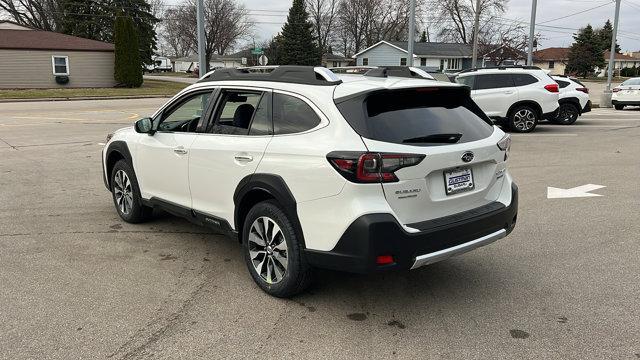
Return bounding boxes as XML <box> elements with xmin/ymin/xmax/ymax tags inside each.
<box><xmin>533</xmin><ymin>47</ymin><xmax>570</xmax><ymax>75</ymax></box>
<box><xmin>0</xmin><ymin>21</ymin><xmax>116</xmax><ymax>88</ymax></box>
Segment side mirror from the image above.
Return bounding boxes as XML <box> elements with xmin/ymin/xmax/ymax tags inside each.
<box><xmin>135</xmin><ymin>117</ymin><xmax>153</xmax><ymax>134</ymax></box>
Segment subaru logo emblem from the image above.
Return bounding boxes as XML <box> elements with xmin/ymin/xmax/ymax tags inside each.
<box><xmin>461</xmin><ymin>151</ymin><xmax>474</xmax><ymax>163</ymax></box>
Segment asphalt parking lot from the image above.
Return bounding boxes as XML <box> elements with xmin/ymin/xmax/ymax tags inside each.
<box><xmin>1</xmin><ymin>99</ymin><xmax>639</xmax><ymax>359</ymax></box>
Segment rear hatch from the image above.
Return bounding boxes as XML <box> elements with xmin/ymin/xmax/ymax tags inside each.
<box><xmin>334</xmin><ymin>86</ymin><xmax>509</xmax><ymax>227</ymax></box>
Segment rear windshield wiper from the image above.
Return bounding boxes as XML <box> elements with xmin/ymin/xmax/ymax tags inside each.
<box><xmin>402</xmin><ymin>133</ymin><xmax>462</xmax><ymax>144</ymax></box>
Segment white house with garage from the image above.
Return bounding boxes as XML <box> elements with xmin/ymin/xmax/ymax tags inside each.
<box><xmin>353</xmin><ymin>40</ymin><xmax>475</xmax><ymax>72</ymax></box>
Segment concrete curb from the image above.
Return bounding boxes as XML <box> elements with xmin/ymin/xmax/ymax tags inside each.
<box><xmin>0</xmin><ymin>94</ymin><xmax>173</xmax><ymax>103</ymax></box>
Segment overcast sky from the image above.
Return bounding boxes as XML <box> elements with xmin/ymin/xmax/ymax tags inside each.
<box><xmin>167</xmin><ymin>0</ymin><xmax>640</xmax><ymax>52</ymax></box>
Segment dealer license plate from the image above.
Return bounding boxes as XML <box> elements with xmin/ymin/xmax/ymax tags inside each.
<box><xmin>444</xmin><ymin>167</ymin><xmax>474</xmax><ymax>195</ymax></box>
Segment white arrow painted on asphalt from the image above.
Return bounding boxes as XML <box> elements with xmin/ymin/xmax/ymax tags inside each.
<box><xmin>547</xmin><ymin>184</ymin><xmax>606</xmax><ymax>199</ymax></box>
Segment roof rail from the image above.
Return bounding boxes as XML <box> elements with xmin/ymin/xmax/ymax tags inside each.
<box><xmin>363</xmin><ymin>66</ymin><xmax>433</xmax><ymax>79</ymax></box>
<box><xmin>458</xmin><ymin>65</ymin><xmax>542</xmax><ymax>74</ymax></box>
<box><xmin>197</xmin><ymin>65</ymin><xmax>342</xmax><ymax>86</ymax></box>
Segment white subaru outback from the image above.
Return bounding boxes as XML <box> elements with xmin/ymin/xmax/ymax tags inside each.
<box><xmin>102</xmin><ymin>66</ymin><xmax>518</xmax><ymax>297</ymax></box>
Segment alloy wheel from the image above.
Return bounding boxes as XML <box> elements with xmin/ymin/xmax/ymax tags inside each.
<box><xmin>513</xmin><ymin>109</ymin><xmax>536</xmax><ymax>131</ymax></box>
<box><xmin>248</xmin><ymin>216</ymin><xmax>288</xmax><ymax>284</ymax></box>
<box><xmin>113</xmin><ymin>170</ymin><xmax>133</xmax><ymax>215</ymax></box>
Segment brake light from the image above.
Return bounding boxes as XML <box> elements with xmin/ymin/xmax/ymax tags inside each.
<box><xmin>544</xmin><ymin>84</ymin><xmax>559</xmax><ymax>93</ymax></box>
<box><xmin>376</xmin><ymin>255</ymin><xmax>394</xmax><ymax>265</ymax></box>
<box><xmin>576</xmin><ymin>87</ymin><xmax>589</xmax><ymax>94</ymax></box>
<box><xmin>612</xmin><ymin>88</ymin><xmax>620</xmax><ymax>93</ymax></box>
<box><xmin>327</xmin><ymin>152</ymin><xmax>425</xmax><ymax>183</ymax></box>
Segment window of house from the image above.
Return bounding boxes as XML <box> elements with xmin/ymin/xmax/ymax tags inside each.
<box><xmin>332</xmin><ymin>61</ymin><xmax>339</xmax><ymax>67</ymax></box>
<box><xmin>549</xmin><ymin>61</ymin><xmax>555</xmax><ymax>69</ymax></box>
<box><xmin>447</xmin><ymin>58</ymin><xmax>461</xmax><ymax>70</ymax></box>
<box><xmin>51</xmin><ymin>56</ymin><xmax>69</xmax><ymax>75</ymax></box>
<box><xmin>400</xmin><ymin>58</ymin><xmax>407</xmax><ymax>66</ymax></box>
<box><xmin>440</xmin><ymin>59</ymin><xmax>445</xmax><ymax>71</ymax></box>
<box><xmin>362</xmin><ymin>58</ymin><xmax>369</xmax><ymax>66</ymax></box>
<box><xmin>420</xmin><ymin>58</ymin><xmax>427</xmax><ymax>66</ymax></box>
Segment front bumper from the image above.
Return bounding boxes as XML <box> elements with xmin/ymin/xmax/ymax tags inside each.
<box><xmin>304</xmin><ymin>183</ymin><xmax>518</xmax><ymax>274</ymax></box>
<box><xmin>612</xmin><ymin>100</ymin><xmax>640</xmax><ymax>106</ymax></box>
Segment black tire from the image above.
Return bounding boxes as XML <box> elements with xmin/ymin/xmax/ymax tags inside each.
<box><xmin>110</xmin><ymin>160</ymin><xmax>152</xmax><ymax>223</ymax></box>
<box><xmin>614</xmin><ymin>104</ymin><xmax>624</xmax><ymax>110</ymax></box>
<box><xmin>508</xmin><ymin>105</ymin><xmax>538</xmax><ymax>133</ymax></box>
<box><xmin>242</xmin><ymin>200</ymin><xmax>313</xmax><ymax>298</ymax></box>
<box><xmin>553</xmin><ymin>103</ymin><xmax>580</xmax><ymax>125</ymax></box>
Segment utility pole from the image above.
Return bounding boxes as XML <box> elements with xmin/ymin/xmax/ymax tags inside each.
<box><xmin>407</xmin><ymin>0</ymin><xmax>416</xmax><ymax>66</ymax></box>
<box><xmin>606</xmin><ymin>0</ymin><xmax>622</xmax><ymax>91</ymax></box>
<box><xmin>196</xmin><ymin>0</ymin><xmax>206</xmax><ymax>77</ymax></box>
<box><xmin>471</xmin><ymin>0</ymin><xmax>481</xmax><ymax>68</ymax></box>
<box><xmin>527</xmin><ymin>0</ymin><xmax>537</xmax><ymax>65</ymax></box>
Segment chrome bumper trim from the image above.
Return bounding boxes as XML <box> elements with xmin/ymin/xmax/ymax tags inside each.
<box><xmin>410</xmin><ymin>228</ymin><xmax>507</xmax><ymax>269</ymax></box>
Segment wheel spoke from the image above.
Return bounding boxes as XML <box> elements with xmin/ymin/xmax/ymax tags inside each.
<box><xmin>248</xmin><ymin>232</ymin><xmax>266</xmax><ymax>247</ymax></box>
<box><xmin>272</xmin><ymin>259</ymin><xmax>284</xmax><ymax>282</ymax></box>
<box><xmin>273</xmin><ymin>251</ymin><xmax>288</xmax><ymax>271</ymax></box>
<box><xmin>266</xmin><ymin>258</ymin><xmax>273</xmax><ymax>283</ymax></box>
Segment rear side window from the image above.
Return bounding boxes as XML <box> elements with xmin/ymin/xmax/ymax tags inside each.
<box><xmin>513</xmin><ymin>74</ymin><xmax>538</xmax><ymax>86</ymax></box>
<box><xmin>273</xmin><ymin>93</ymin><xmax>321</xmax><ymax>135</ymax></box>
<box><xmin>455</xmin><ymin>75</ymin><xmax>475</xmax><ymax>88</ymax></box>
<box><xmin>336</xmin><ymin>87</ymin><xmax>494</xmax><ymax>146</ymax></box>
<box><xmin>475</xmin><ymin>74</ymin><xmax>514</xmax><ymax>90</ymax></box>
<box><xmin>555</xmin><ymin>79</ymin><xmax>570</xmax><ymax>89</ymax></box>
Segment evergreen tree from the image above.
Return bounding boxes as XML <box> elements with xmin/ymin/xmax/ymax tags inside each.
<box><xmin>419</xmin><ymin>30</ymin><xmax>427</xmax><ymax>42</ymax></box>
<box><xmin>566</xmin><ymin>25</ymin><xmax>604</xmax><ymax>78</ymax></box>
<box><xmin>59</xmin><ymin>0</ymin><xmax>158</xmax><ymax>66</ymax></box>
<box><xmin>597</xmin><ymin>19</ymin><xmax>621</xmax><ymax>54</ymax></box>
<box><xmin>279</xmin><ymin>0</ymin><xmax>320</xmax><ymax>65</ymax></box>
<box><xmin>114</xmin><ymin>15</ymin><xmax>143</xmax><ymax>87</ymax></box>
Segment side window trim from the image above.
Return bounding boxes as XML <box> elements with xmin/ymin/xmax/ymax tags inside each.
<box><xmin>153</xmin><ymin>88</ymin><xmax>217</xmax><ymax>133</ymax></box>
<box><xmin>247</xmin><ymin>91</ymin><xmax>273</xmax><ymax>135</ymax></box>
<box><xmin>271</xmin><ymin>90</ymin><xmax>328</xmax><ymax>136</ymax></box>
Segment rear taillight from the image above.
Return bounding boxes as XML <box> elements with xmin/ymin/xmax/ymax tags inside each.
<box><xmin>544</xmin><ymin>84</ymin><xmax>559</xmax><ymax>93</ymax></box>
<box><xmin>327</xmin><ymin>152</ymin><xmax>425</xmax><ymax>183</ymax></box>
<box><xmin>497</xmin><ymin>134</ymin><xmax>511</xmax><ymax>161</ymax></box>
<box><xmin>576</xmin><ymin>87</ymin><xmax>589</xmax><ymax>94</ymax></box>
<box><xmin>612</xmin><ymin>88</ymin><xmax>620</xmax><ymax>93</ymax></box>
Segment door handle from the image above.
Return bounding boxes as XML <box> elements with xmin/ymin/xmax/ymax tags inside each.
<box><xmin>173</xmin><ymin>146</ymin><xmax>188</xmax><ymax>155</ymax></box>
<box><xmin>234</xmin><ymin>154</ymin><xmax>253</xmax><ymax>162</ymax></box>
<box><xmin>504</xmin><ymin>90</ymin><xmax>515</xmax><ymax>94</ymax></box>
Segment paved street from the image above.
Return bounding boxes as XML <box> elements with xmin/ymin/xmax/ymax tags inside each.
<box><xmin>0</xmin><ymin>99</ymin><xmax>639</xmax><ymax>359</ymax></box>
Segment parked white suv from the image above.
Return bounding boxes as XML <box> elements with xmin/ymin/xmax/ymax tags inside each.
<box><xmin>102</xmin><ymin>66</ymin><xmax>518</xmax><ymax>297</ymax></box>
<box><xmin>455</xmin><ymin>66</ymin><xmax>560</xmax><ymax>133</ymax></box>
<box><xmin>551</xmin><ymin>75</ymin><xmax>591</xmax><ymax>125</ymax></box>
<box><xmin>612</xmin><ymin>77</ymin><xmax>640</xmax><ymax>110</ymax></box>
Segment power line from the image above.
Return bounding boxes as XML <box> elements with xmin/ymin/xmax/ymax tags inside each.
<box><xmin>537</xmin><ymin>1</ymin><xmax>612</xmax><ymax>24</ymax></box>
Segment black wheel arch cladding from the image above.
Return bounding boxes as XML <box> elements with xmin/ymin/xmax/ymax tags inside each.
<box><xmin>233</xmin><ymin>174</ymin><xmax>306</xmax><ymax>247</ymax></box>
<box><xmin>104</xmin><ymin>141</ymin><xmax>134</xmax><ymax>190</ymax></box>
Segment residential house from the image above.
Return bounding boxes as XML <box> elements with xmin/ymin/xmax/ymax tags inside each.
<box><xmin>353</xmin><ymin>40</ymin><xmax>474</xmax><ymax>72</ymax></box>
<box><xmin>533</xmin><ymin>47</ymin><xmax>569</xmax><ymax>75</ymax></box>
<box><xmin>0</xmin><ymin>20</ymin><xmax>116</xmax><ymax>88</ymax></box>
<box><xmin>598</xmin><ymin>51</ymin><xmax>640</xmax><ymax>76</ymax></box>
<box><xmin>480</xmin><ymin>44</ymin><xmax>527</xmax><ymax>67</ymax></box>
<box><xmin>322</xmin><ymin>53</ymin><xmax>353</xmax><ymax>68</ymax></box>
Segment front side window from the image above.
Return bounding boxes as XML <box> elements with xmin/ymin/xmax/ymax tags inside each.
<box><xmin>52</xmin><ymin>56</ymin><xmax>69</xmax><ymax>75</ymax></box>
<box><xmin>475</xmin><ymin>74</ymin><xmax>514</xmax><ymax>90</ymax></box>
<box><xmin>210</xmin><ymin>90</ymin><xmax>267</xmax><ymax>135</ymax></box>
<box><xmin>400</xmin><ymin>58</ymin><xmax>407</xmax><ymax>66</ymax></box>
<box><xmin>158</xmin><ymin>91</ymin><xmax>213</xmax><ymax>132</ymax></box>
<box><xmin>272</xmin><ymin>93</ymin><xmax>321</xmax><ymax>135</ymax></box>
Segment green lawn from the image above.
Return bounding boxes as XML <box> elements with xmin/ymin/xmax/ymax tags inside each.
<box><xmin>0</xmin><ymin>80</ymin><xmax>187</xmax><ymax>100</ymax></box>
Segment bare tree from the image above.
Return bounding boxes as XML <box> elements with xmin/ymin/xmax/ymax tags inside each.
<box><xmin>0</xmin><ymin>0</ymin><xmax>62</xmax><ymax>31</ymax></box>
<box><xmin>307</xmin><ymin>0</ymin><xmax>338</xmax><ymax>54</ymax></box>
<box><xmin>429</xmin><ymin>0</ymin><xmax>507</xmax><ymax>44</ymax></box>
<box><xmin>334</xmin><ymin>0</ymin><xmax>423</xmax><ymax>55</ymax></box>
<box><xmin>161</xmin><ymin>0</ymin><xmax>252</xmax><ymax>66</ymax></box>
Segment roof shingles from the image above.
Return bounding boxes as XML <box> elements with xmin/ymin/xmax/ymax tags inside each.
<box><xmin>0</xmin><ymin>29</ymin><xmax>114</xmax><ymax>52</ymax></box>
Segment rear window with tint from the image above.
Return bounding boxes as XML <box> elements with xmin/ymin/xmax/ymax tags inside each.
<box><xmin>336</xmin><ymin>87</ymin><xmax>494</xmax><ymax>146</ymax></box>
<box><xmin>622</xmin><ymin>78</ymin><xmax>640</xmax><ymax>86</ymax></box>
<box><xmin>475</xmin><ymin>74</ymin><xmax>514</xmax><ymax>90</ymax></box>
<box><xmin>513</xmin><ymin>74</ymin><xmax>538</xmax><ymax>86</ymax></box>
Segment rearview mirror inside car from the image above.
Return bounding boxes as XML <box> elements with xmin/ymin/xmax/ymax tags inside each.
<box><xmin>135</xmin><ymin>117</ymin><xmax>153</xmax><ymax>134</ymax></box>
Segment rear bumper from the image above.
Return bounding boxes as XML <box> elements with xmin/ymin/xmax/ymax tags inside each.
<box><xmin>304</xmin><ymin>183</ymin><xmax>518</xmax><ymax>274</ymax></box>
<box><xmin>582</xmin><ymin>100</ymin><xmax>592</xmax><ymax>113</ymax></box>
<box><xmin>612</xmin><ymin>100</ymin><xmax>640</xmax><ymax>106</ymax></box>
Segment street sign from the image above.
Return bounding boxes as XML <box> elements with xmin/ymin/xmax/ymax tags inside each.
<box><xmin>258</xmin><ymin>54</ymin><xmax>269</xmax><ymax>66</ymax></box>
<box><xmin>251</xmin><ymin>47</ymin><xmax>264</xmax><ymax>55</ymax></box>
<box><xmin>241</xmin><ymin>57</ymin><xmax>247</xmax><ymax>65</ymax></box>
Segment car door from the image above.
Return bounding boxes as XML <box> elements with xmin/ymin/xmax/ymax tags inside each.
<box><xmin>135</xmin><ymin>89</ymin><xmax>216</xmax><ymax>208</ymax></box>
<box><xmin>471</xmin><ymin>74</ymin><xmax>518</xmax><ymax>118</ymax></box>
<box><xmin>188</xmin><ymin>88</ymin><xmax>273</xmax><ymax>226</ymax></box>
